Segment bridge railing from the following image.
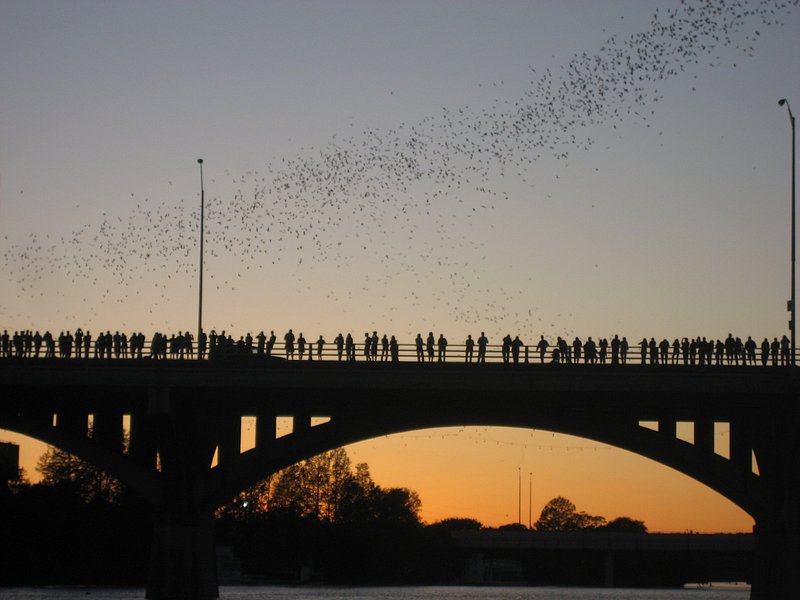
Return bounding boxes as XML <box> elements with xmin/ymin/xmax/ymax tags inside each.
<box><xmin>0</xmin><ymin>336</ymin><xmax>793</xmax><ymax>367</ymax></box>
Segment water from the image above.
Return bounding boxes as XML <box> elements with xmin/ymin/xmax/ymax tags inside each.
<box><xmin>0</xmin><ymin>586</ymin><xmax>751</xmax><ymax>600</ymax></box>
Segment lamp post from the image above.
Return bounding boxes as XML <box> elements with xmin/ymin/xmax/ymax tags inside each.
<box><xmin>528</xmin><ymin>471</ymin><xmax>533</xmax><ymax>529</ymax></box>
<box><xmin>779</xmin><ymin>99</ymin><xmax>796</xmax><ymax>366</ymax></box>
<box><xmin>197</xmin><ymin>158</ymin><xmax>205</xmax><ymax>359</ymax></box>
<box><xmin>518</xmin><ymin>467</ymin><xmax>521</xmax><ymax>526</ymax></box>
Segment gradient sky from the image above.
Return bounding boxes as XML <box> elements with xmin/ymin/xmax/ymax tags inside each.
<box><xmin>1</xmin><ymin>0</ymin><xmax>799</xmax><ymax>532</ymax></box>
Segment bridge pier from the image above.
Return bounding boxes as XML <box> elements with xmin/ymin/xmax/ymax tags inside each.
<box><xmin>751</xmin><ymin>518</ymin><xmax>800</xmax><ymax>599</ymax></box>
<box><xmin>145</xmin><ymin>389</ymin><xmax>220</xmax><ymax>600</ymax></box>
<box><xmin>147</xmin><ymin>515</ymin><xmax>217</xmax><ymax>600</ymax></box>
<box><xmin>750</xmin><ymin>398</ymin><xmax>800</xmax><ymax>600</ymax></box>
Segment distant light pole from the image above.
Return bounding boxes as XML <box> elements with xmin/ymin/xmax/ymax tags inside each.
<box><xmin>779</xmin><ymin>99</ymin><xmax>796</xmax><ymax>365</ymax></box>
<box><xmin>197</xmin><ymin>158</ymin><xmax>205</xmax><ymax>358</ymax></box>
<box><xmin>528</xmin><ymin>472</ymin><xmax>533</xmax><ymax>529</ymax></box>
<box><xmin>518</xmin><ymin>467</ymin><xmax>522</xmax><ymax>526</ymax></box>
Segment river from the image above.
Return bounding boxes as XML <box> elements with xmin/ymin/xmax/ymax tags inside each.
<box><xmin>0</xmin><ymin>586</ymin><xmax>751</xmax><ymax>600</ymax></box>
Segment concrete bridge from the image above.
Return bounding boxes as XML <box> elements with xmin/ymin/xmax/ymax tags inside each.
<box><xmin>0</xmin><ymin>357</ymin><xmax>798</xmax><ymax>600</ymax></box>
<box><xmin>451</xmin><ymin>530</ymin><xmax>754</xmax><ymax>587</ymax></box>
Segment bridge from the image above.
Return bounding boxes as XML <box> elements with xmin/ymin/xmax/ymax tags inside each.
<box><xmin>0</xmin><ymin>357</ymin><xmax>798</xmax><ymax>600</ymax></box>
<box><xmin>451</xmin><ymin>530</ymin><xmax>754</xmax><ymax>587</ymax></box>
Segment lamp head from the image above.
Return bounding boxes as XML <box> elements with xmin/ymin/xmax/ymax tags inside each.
<box><xmin>197</xmin><ymin>158</ymin><xmax>203</xmax><ymax>164</ymax></box>
<box><xmin>779</xmin><ymin>99</ymin><xmax>787</xmax><ymax>107</ymax></box>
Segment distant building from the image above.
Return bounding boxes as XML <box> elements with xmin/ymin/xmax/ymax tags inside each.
<box><xmin>0</xmin><ymin>441</ymin><xmax>20</xmax><ymax>490</ymax></box>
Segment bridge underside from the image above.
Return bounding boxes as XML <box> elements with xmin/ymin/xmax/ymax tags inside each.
<box><xmin>1</xmin><ymin>360</ymin><xmax>798</xmax><ymax>599</ymax></box>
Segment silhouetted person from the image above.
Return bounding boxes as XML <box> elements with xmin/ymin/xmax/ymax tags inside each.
<box><xmin>198</xmin><ymin>330</ymin><xmax>207</xmax><ymax>359</ymax></box>
<box><xmin>584</xmin><ymin>337</ymin><xmax>596</xmax><ymax>364</ymax></box>
<box><xmin>438</xmin><ymin>334</ymin><xmax>448</xmax><ymax>362</ymax></box>
<box><xmin>415</xmin><ymin>334</ymin><xmax>424</xmax><ymax>362</ymax></box>
<box><xmin>761</xmin><ymin>338</ymin><xmax>770</xmax><ymax>366</ymax></box>
<box><xmin>511</xmin><ymin>336</ymin><xmax>524</xmax><ymax>363</ymax></box>
<box><xmin>335</xmin><ymin>333</ymin><xmax>344</xmax><ymax>360</ymax></box>
<box><xmin>346</xmin><ymin>333</ymin><xmax>355</xmax><ymax>361</ymax></box>
<box><xmin>598</xmin><ymin>338</ymin><xmax>608</xmax><ymax>364</ymax></box>
<box><xmin>557</xmin><ymin>337</ymin><xmax>568</xmax><ymax>364</ymax></box>
<box><xmin>44</xmin><ymin>331</ymin><xmax>55</xmax><ymax>358</ymax></box>
<box><xmin>502</xmin><ymin>334</ymin><xmax>512</xmax><ymax>363</ymax></box>
<box><xmin>371</xmin><ymin>332</ymin><xmax>379</xmax><ymax>361</ymax></box>
<box><xmin>426</xmin><ymin>332</ymin><xmax>435</xmax><ymax>362</ymax></box>
<box><xmin>671</xmin><ymin>339</ymin><xmax>679</xmax><ymax>364</ymax></box>
<box><xmin>208</xmin><ymin>331</ymin><xmax>217</xmax><ymax>357</ymax></box>
<box><xmin>649</xmin><ymin>338</ymin><xmax>658</xmax><ymax>365</ymax></box>
<box><xmin>659</xmin><ymin>339</ymin><xmax>669</xmax><ymax>364</ymax></box>
<box><xmin>537</xmin><ymin>335</ymin><xmax>548</xmax><ymax>363</ymax></box>
<box><xmin>33</xmin><ymin>331</ymin><xmax>42</xmax><ymax>358</ymax></box>
<box><xmin>390</xmin><ymin>335</ymin><xmax>399</xmax><ymax>361</ymax></box>
<box><xmin>572</xmin><ymin>337</ymin><xmax>582</xmax><ymax>364</ymax></box>
<box><xmin>256</xmin><ymin>331</ymin><xmax>266</xmax><ymax>355</ymax></box>
<box><xmin>621</xmin><ymin>337</ymin><xmax>628</xmax><ymax>364</ymax></box>
<box><xmin>478</xmin><ymin>332</ymin><xmax>488</xmax><ymax>363</ymax></box>
<box><xmin>465</xmin><ymin>335</ymin><xmax>474</xmax><ymax>362</ymax></box>
<box><xmin>611</xmin><ymin>335</ymin><xmax>620</xmax><ymax>365</ymax></box>
<box><xmin>715</xmin><ymin>339</ymin><xmax>724</xmax><ymax>366</ymax></box>
<box><xmin>364</xmin><ymin>333</ymin><xmax>371</xmax><ymax>361</ymax></box>
<box><xmin>724</xmin><ymin>333</ymin><xmax>734</xmax><ymax>365</ymax></box>
<box><xmin>297</xmin><ymin>333</ymin><xmax>306</xmax><ymax>359</ymax></box>
<box><xmin>771</xmin><ymin>337</ymin><xmax>780</xmax><ymax>366</ymax></box>
<box><xmin>745</xmin><ymin>336</ymin><xmax>756</xmax><ymax>366</ymax></box>
<box><xmin>284</xmin><ymin>329</ymin><xmax>295</xmax><ymax>359</ymax></box>
<box><xmin>781</xmin><ymin>335</ymin><xmax>790</xmax><ymax>366</ymax></box>
<box><xmin>639</xmin><ymin>338</ymin><xmax>647</xmax><ymax>365</ymax></box>
<box><xmin>381</xmin><ymin>334</ymin><xmax>389</xmax><ymax>361</ymax></box>
<box><xmin>317</xmin><ymin>335</ymin><xmax>325</xmax><ymax>360</ymax></box>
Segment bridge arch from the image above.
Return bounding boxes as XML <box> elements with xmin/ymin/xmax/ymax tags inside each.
<box><xmin>206</xmin><ymin>411</ymin><xmax>765</xmax><ymax>521</ymax></box>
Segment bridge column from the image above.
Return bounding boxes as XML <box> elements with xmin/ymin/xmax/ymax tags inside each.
<box><xmin>129</xmin><ymin>411</ymin><xmax>158</xmax><ymax>470</ymax></box>
<box><xmin>694</xmin><ymin>419</ymin><xmax>714</xmax><ymax>455</ymax></box>
<box><xmin>750</xmin><ymin>403</ymin><xmax>800</xmax><ymax>600</ymax></box>
<box><xmin>729</xmin><ymin>419</ymin><xmax>751</xmax><ymax>475</ymax></box>
<box><xmin>603</xmin><ymin>551</ymin><xmax>614</xmax><ymax>587</ymax></box>
<box><xmin>293</xmin><ymin>412</ymin><xmax>311</xmax><ymax>434</ymax></box>
<box><xmin>93</xmin><ymin>411</ymin><xmax>123</xmax><ymax>452</ymax></box>
<box><xmin>256</xmin><ymin>411</ymin><xmax>276</xmax><ymax>448</ymax></box>
<box><xmin>57</xmin><ymin>411</ymin><xmax>88</xmax><ymax>437</ymax></box>
<box><xmin>658</xmin><ymin>418</ymin><xmax>676</xmax><ymax>440</ymax></box>
<box><xmin>217</xmin><ymin>416</ymin><xmax>241</xmax><ymax>466</ymax></box>
<box><xmin>752</xmin><ymin>514</ymin><xmax>800</xmax><ymax>600</ymax></box>
<box><xmin>145</xmin><ymin>390</ymin><xmax>219</xmax><ymax>600</ymax></box>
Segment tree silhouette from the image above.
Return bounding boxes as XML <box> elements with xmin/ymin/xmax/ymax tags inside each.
<box><xmin>603</xmin><ymin>516</ymin><xmax>648</xmax><ymax>532</ymax></box>
<box><xmin>36</xmin><ymin>431</ymin><xmax>127</xmax><ymax>503</ymax></box>
<box><xmin>218</xmin><ymin>448</ymin><xmax>421</xmax><ymax>526</ymax></box>
<box><xmin>535</xmin><ymin>496</ymin><xmax>606</xmax><ymax>531</ymax></box>
<box><xmin>429</xmin><ymin>517</ymin><xmax>484</xmax><ymax>531</ymax></box>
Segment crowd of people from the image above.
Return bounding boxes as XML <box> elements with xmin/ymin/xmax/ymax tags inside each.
<box><xmin>0</xmin><ymin>328</ymin><xmax>795</xmax><ymax>367</ymax></box>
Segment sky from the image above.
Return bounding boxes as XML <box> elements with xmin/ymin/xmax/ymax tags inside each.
<box><xmin>1</xmin><ymin>0</ymin><xmax>799</xmax><ymax>532</ymax></box>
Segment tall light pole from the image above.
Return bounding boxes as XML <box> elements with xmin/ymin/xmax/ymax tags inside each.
<box><xmin>779</xmin><ymin>99</ymin><xmax>796</xmax><ymax>366</ymax></box>
<box><xmin>197</xmin><ymin>158</ymin><xmax>205</xmax><ymax>359</ymax></box>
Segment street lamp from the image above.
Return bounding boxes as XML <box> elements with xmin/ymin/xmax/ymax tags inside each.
<box><xmin>779</xmin><ymin>99</ymin><xmax>796</xmax><ymax>366</ymax></box>
<box><xmin>197</xmin><ymin>158</ymin><xmax>205</xmax><ymax>359</ymax></box>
